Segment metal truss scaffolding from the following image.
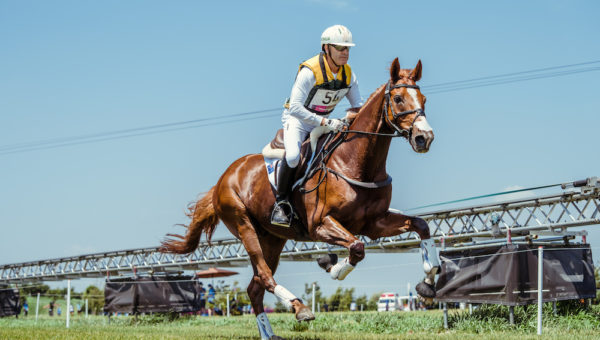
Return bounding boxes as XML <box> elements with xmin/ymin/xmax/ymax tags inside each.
<box><xmin>1</xmin><ymin>179</ymin><xmax>598</xmax><ymax>283</ymax></box>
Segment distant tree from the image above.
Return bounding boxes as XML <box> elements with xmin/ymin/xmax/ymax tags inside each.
<box><xmin>367</xmin><ymin>292</ymin><xmax>382</xmax><ymax>311</ymax></box>
<box><xmin>340</xmin><ymin>287</ymin><xmax>355</xmax><ymax>311</ymax></box>
<box><xmin>83</xmin><ymin>285</ymin><xmax>104</xmax><ymax>315</ymax></box>
<box><xmin>273</xmin><ymin>300</ymin><xmax>287</xmax><ymax>313</ymax></box>
<box><xmin>213</xmin><ymin>280</ymin><xmax>251</xmax><ymax>313</ymax></box>
<box><xmin>20</xmin><ymin>284</ymin><xmax>49</xmax><ymax>296</ymax></box>
<box><xmin>327</xmin><ymin>287</ymin><xmax>355</xmax><ymax>311</ymax></box>
<box><xmin>301</xmin><ymin>282</ymin><xmax>326</xmax><ymax>309</ymax></box>
<box><xmin>355</xmin><ymin>294</ymin><xmax>367</xmax><ymax>311</ymax></box>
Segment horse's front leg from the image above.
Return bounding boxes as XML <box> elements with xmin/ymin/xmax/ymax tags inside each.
<box><xmin>311</xmin><ymin>215</ymin><xmax>365</xmax><ymax>280</ymax></box>
<box><xmin>364</xmin><ymin>211</ymin><xmax>440</xmax><ymax>302</ymax></box>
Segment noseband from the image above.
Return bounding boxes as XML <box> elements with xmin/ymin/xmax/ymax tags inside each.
<box><xmin>382</xmin><ymin>82</ymin><xmax>426</xmax><ymax>139</ymax></box>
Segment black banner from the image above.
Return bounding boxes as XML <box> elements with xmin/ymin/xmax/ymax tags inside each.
<box><xmin>0</xmin><ymin>288</ymin><xmax>21</xmax><ymax>317</ymax></box>
<box><xmin>435</xmin><ymin>244</ymin><xmax>596</xmax><ymax>305</ymax></box>
<box><xmin>104</xmin><ymin>275</ymin><xmax>201</xmax><ymax>314</ymax></box>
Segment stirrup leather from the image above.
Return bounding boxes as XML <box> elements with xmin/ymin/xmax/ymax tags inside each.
<box><xmin>271</xmin><ymin>200</ymin><xmax>294</xmax><ymax>227</ymax></box>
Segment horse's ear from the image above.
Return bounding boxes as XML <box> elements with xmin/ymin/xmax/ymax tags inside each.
<box><xmin>390</xmin><ymin>58</ymin><xmax>401</xmax><ymax>83</ymax></box>
<box><xmin>410</xmin><ymin>59</ymin><xmax>422</xmax><ymax>82</ymax></box>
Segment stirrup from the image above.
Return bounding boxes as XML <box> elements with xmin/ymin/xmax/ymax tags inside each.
<box><xmin>271</xmin><ymin>200</ymin><xmax>294</xmax><ymax>227</ymax></box>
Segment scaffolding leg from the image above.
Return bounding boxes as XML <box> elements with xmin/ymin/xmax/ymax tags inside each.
<box><xmin>443</xmin><ymin>303</ymin><xmax>448</xmax><ymax>329</ymax></box>
<box><xmin>509</xmin><ymin>306</ymin><xmax>515</xmax><ymax>325</ymax></box>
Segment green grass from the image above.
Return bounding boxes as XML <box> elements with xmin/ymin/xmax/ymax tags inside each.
<box><xmin>1</xmin><ymin>304</ymin><xmax>600</xmax><ymax>340</ymax></box>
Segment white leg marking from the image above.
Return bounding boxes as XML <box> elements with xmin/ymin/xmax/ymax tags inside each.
<box><xmin>330</xmin><ymin>257</ymin><xmax>355</xmax><ymax>280</ymax></box>
<box><xmin>273</xmin><ymin>284</ymin><xmax>297</xmax><ymax>310</ymax></box>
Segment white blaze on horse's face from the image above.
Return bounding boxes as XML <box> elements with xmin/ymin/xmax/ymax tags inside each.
<box><xmin>406</xmin><ymin>88</ymin><xmax>434</xmax><ymax>153</ymax></box>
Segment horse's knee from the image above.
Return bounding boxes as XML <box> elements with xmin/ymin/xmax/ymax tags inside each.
<box><xmin>348</xmin><ymin>240</ymin><xmax>365</xmax><ymax>266</ymax></box>
<box><xmin>255</xmin><ymin>272</ymin><xmax>276</xmax><ymax>293</ymax></box>
<box><xmin>412</xmin><ymin>217</ymin><xmax>430</xmax><ymax>239</ymax></box>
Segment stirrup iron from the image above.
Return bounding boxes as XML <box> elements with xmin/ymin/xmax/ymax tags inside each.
<box><xmin>271</xmin><ymin>200</ymin><xmax>294</xmax><ymax>227</ymax></box>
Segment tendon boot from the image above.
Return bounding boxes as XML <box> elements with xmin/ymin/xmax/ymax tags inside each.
<box><xmin>271</xmin><ymin>159</ymin><xmax>295</xmax><ymax>227</ymax></box>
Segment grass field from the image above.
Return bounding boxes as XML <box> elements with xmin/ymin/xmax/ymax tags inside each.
<box><xmin>1</xmin><ymin>303</ymin><xmax>600</xmax><ymax>340</ymax></box>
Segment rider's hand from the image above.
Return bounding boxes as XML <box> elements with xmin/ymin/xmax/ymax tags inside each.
<box><xmin>324</xmin><ymin>118</ymin><xmax>346</xmax><ymax>132</ymax></box>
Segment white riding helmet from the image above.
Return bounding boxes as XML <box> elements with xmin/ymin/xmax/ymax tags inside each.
<box><xmin>320</xmin><ymin>25</ymin><xmax>355</xmax><ymax>47</ymax></box>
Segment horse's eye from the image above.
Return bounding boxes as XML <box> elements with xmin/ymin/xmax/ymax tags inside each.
<box><xmin>393</xmin><ymin>96</ymin><xmax>402</xmax><ymax>104</ymax></box>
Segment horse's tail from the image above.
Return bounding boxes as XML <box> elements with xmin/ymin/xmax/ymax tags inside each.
<box><xmin>160</xmin><ymin>186</ymin><xmax>220</xmax><ymax>254</ymax></box>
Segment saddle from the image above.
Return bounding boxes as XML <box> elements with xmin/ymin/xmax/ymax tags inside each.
<box><xmin>262</xmin><ymin>125</ymin><xmax>340</xmax><ymax>190</ymax></box>
<box><xmin>261</xmin><ymin>107</ymin><xmax>361</xmax><ymax>174</ymax></box>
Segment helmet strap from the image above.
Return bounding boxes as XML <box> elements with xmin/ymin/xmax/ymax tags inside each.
<box><xmin>325</xmin><ymin>45</ymin><xmax>341</xmax><ymax>71</ymax></box>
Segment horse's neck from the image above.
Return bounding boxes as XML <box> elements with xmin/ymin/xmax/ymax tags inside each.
<box><xmin>332</xmin><ymin>86</ymin><xmax>392</xmax><ymax>181</ymax></box>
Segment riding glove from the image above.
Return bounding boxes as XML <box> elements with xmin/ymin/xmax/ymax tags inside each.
<box><xmin>325</xmin><ymin>119</ymin><xmax>346</xmax><ymax>132</ymax></box>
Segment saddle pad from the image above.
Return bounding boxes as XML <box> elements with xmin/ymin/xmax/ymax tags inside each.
<box><xmin>264</xmin><ymin>157</ymin><xmax>281</xmax><ymax>189</ymax></box>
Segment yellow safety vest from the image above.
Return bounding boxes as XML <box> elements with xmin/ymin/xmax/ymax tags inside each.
<box><xmin>293</xmin><ymin>53</ymin><xmax>353</xmax><ymax>115</ymax></box>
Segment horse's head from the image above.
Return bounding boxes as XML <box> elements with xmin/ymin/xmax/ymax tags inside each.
<box><xmin>385</xmin><ymin>58</ymin><xmax>434</xmax><ymax>153</ymax></box>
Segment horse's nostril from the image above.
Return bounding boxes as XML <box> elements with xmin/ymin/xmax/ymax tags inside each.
<box><xmin>415</xmin><ymin>135</ymin><xmax>426</xmax><ymax>148</ymax></box>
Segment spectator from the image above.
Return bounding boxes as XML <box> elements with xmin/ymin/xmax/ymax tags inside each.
<box><xmin>69</xmin><ymin>304</ymin><xmax>74</xmax><ymax>316</ymax></box>
<box><xmin>207</xmin><ymin>284</ymin><xmax>216</xmax><ymax>316</ymax></box>
<box><xmin>48</xmin><ymin>300</ymin><xmax>55</xmax><ymax>316</ymax></box>
<box><xmin>57</xmin><ymin>306</ymin><xmax>62</xmax><ymax>316</ymax></box>
<box><xmin>77</xmin><ymin>303</ymin><xmax>82</xmax><ymax>315</ymax></box>
<box><xmin>197</xmin><ymin>282</ymin><xmax>206</xmax><ymax>315</ymax></box>
<box><xmin>23</xmin><ymin>300</ymin><xmax>29</xmax><ymax>317</ymax></box>
<box><xmin>323</xmin><ymin>302</ymin><xmax>329</xmax><ymax>312</ymax></box>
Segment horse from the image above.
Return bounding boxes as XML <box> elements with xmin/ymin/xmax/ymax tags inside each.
<box><xmin>161</xmin><ymin>58</ymin><xmax>438</xmax><ymax>340</ymax></box>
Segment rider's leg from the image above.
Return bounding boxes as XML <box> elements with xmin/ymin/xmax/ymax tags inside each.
<box><xmin>271</xmin><ymin>119</ymin><xmax>309</xmax><ymax>227</ymax></box>
<box><xmin>271</xmin><ymin>158</ymin><xmax>295</xmax><ymax>226</ymax></box>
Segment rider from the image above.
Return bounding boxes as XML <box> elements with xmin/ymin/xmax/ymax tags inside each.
<box><xmin>271</xmin><ymin>25</ymin><xmax>364</xmax><ymax>227</ymax></box>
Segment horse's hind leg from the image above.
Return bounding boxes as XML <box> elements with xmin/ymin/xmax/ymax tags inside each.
<box><xmin>219</xmin><ymin>211</ymin><xmax>313</xmax><ymax>338</ymax></box>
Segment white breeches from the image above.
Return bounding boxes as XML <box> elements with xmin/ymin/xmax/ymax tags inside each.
<box><xmin>283</xmin><ymin>118</ymin><xmax>313</xmax><ymax>168</ymax></box>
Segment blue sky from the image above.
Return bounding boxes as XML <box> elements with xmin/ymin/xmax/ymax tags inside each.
<box><xmin>1</xmin><ymin>0</ymin><xmax>599</xmax><ymax>303</ymax></box>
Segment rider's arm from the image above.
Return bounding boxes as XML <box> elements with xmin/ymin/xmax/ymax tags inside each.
<box><xmin>346</xmin><ymin>72</ymin><xmax>364</xmax><ymax>108</ymax></box>
<box><xmin>287</xmin><ymin>67</ymin><xmax>327</xmax><ymax>127</ymax></box>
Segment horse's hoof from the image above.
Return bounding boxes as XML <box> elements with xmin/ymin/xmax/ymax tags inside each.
<box><xmin>417</xmin><ymin>294</ymin><xmax>435</xmax><ymax>306</ymax></box>
<box><xmin>295</xmin><ymin>306</ymin><xmax>315</xmax><ymax>322</ymax></box>
<box><xmin>270</xmin><ymin>336</ymin><xmax>285</xmax><ymax>340</ymax></box>
<box><xmin>317</xmin><ymin>253</ymin><xmax>338</xmax><ymax>272</ymax></box>
<box><xmin>415</xmin><ymin>281</ymin><xmax>436</xmax><ymax>298</ymax></box>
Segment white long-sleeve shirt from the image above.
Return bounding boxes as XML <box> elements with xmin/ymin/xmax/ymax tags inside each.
<box><xmin>282</xmin><ymin>67</ymin><xmax>363</xmax><ymax>127</ymax></box>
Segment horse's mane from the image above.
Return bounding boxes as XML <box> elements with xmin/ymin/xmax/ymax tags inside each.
<box><xmin>347</xmin><ymin>84</ymin><xmax>386</xmax><ymax>127</ymax></box>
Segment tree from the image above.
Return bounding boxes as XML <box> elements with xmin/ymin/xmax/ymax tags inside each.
<box><xmin>20</xmin><ymin>284</ymin><xmax>49</xmax><ymax>296</ymax></box>
<box><xmin>83</xmin><ymin>285</ymin><xmax>104</xmax><ymax>315</ymax></box>
<box><xmin>301</xmin><ymin>282</ymin><xmax>326</xmax><ymax>310</ymax></box>
<box><xmin>355</xmin><ymin>294</ymin><xmax>367</xmax><ymax>311</ymax></box>
<box><xmin>327</xmin><ymin>287</ymin><xmax>355</xmax><ymax>311</ymax></box>
<box><xmin>367</xmin><ymin>292</ymin><xmax>382</xmax><ymax>311</ymax></box>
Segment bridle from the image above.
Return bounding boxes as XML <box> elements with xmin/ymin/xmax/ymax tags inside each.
<box><xmin>300</xmin><ymin>81</ymin><xmax>427</xmax><ymax>192</ymax></box>
<box><xmin>345</xmin><ymin>81</ymin><xmax>426</xmax><ymax>139</ymax></box>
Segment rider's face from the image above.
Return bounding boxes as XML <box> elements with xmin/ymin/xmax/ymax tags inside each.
<box><xmin>327</xmin><ymin>44</ymin><xmax>349</xmax><ymax>66</ymax></box>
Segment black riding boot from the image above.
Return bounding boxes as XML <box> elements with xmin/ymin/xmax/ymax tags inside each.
<box><xmin>271</xmin><ymin>159</ymin><xmax>295</xmax><ymax>227</ymax></box>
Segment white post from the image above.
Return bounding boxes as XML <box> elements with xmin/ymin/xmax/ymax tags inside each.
<box><xmin>311</xmin><ymin>282</ymin><xmax>316</xmax><ymax>314</ymax></box>
<box><xmin>537</xmin><ymin>246</ymin><xmax>543</xmax><ymax>335</ymax></box>
<box><xmin>66</xmin><ymin>280</ymin><xmax>71</xmax><ymax>329</ymax></box>
<box><xmin>226</xmin><ymin>293</ymin><xmax>230</xmax><ymax>317</ymax></box>
<box><xmin>85</xmin><ymin>299</ymin><xmax>88</xmax><ymax>318</ymax></box>
<box><xmin>35</xmin><ymin>292</ymin><xmax>40</xmax><ymax>322</ymax></box>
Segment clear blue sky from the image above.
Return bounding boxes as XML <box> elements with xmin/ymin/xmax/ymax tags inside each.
<box><xmin>1</xmin><ymin>0</ymin><xmax>599</xmax><ymax>304</ymax></box>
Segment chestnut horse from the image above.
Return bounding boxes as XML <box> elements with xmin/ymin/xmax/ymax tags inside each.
<box><xmin>161</xmin><ymin>58</ymin><xmax>437</xmax><ymax>340</ymax></box>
